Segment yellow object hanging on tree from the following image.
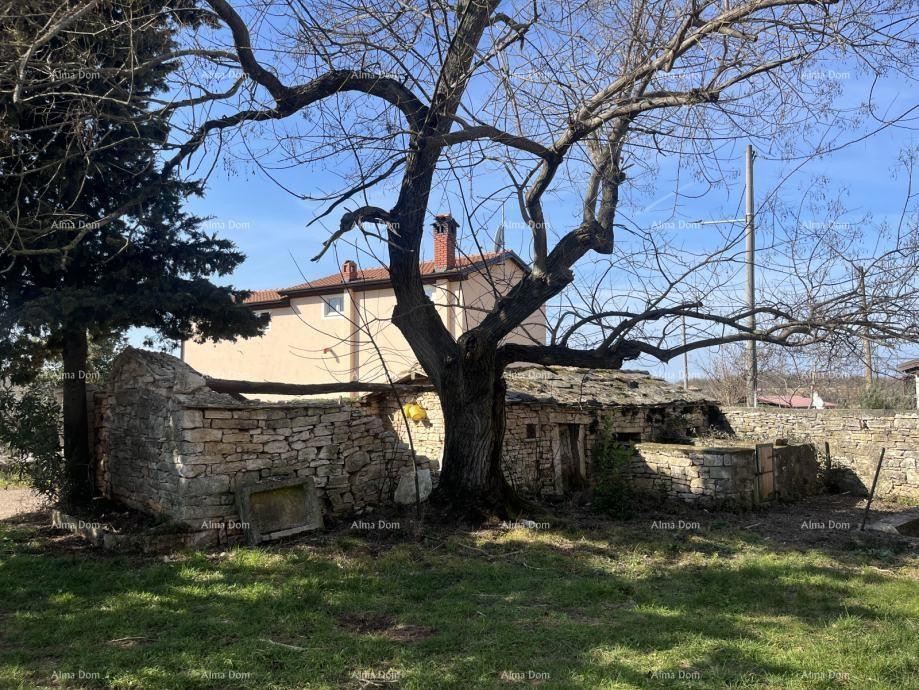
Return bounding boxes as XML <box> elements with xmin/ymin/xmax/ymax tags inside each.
<box><xmin>402</xmin><ymin>402</ymin><xmax>428</xmax><ymax>421</ymax></box>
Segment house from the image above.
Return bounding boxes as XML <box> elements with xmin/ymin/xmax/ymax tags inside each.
<box><xmin>182</xmin><ymin>215</ymin><xmax>547</xmax><ymax>393</ymax></box>
<box><xmin>756</xmin><ymin>392</ymin><xmax>836</xmax><ymax>409</ymax></box>
<box><xmin>897</xmin><ymin>359</ymin><xmax>919</xmax><ymax>409</ymax></box>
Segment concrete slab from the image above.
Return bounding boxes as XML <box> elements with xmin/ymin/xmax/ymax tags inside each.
<box><xmin>236</xmin><ymin>476</ymin><xmax>323</xmax><ymax>545</ymax></box>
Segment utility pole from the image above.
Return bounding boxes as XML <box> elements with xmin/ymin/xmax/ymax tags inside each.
<box><xmin>745</xmin><ymin>145</ymin><xmax>757</xmax><ymax>407</ymax></box>
<box><xmin>681</xmin><ymin>315</ymin><xmax>689</xmax><ymax>390</ymax></box>
<box><xmin>857</xmin><ymin>265</ymin><xmax>873</xmax><ymax>389</ymax></box>
<box><xmin>689</xmin><ymin>145</ymin><xmax>757</xmax><ymax>405</ymax></box>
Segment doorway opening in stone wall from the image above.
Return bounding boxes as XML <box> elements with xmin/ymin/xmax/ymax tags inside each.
<box><xmin>558</xmin><ymin>424</ymin><xmax>586</xmax><ymax>491</ymax></box>
<box><xmin>755</xmin><ymin>443</ymin><xmax>776</xmax><ymax>503</ymax></box>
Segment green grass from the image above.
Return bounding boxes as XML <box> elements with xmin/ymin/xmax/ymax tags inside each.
<box><xmin>0</xmin><ymin>517</ymin><xmax>916</xmax><ymax>689</ymax></box>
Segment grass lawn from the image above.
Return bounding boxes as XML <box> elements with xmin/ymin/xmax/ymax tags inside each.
<box><xmin>0</xmin><ymin>502</ymin><xmax>917</xmax><ymax>690</ymax></box>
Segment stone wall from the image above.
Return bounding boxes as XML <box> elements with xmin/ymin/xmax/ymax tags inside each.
<box><xmin>366</xmin><ymin>391</ymin><xmax>714</xmax><ymax>496</ymax></box>
<box><xmin>629</xmin><ymin>442</ymin><xmax>819</xmax><ymax>508</ymax></box>
<box><xmin>629</xmin><ymin>443</ymin><xmax>758</xmax><ymax>507</ymax></box>
<box><xmin>95</xmin><ymin>349</ymin><xmax>429</xmax><ymax>537</ymax></box>
<box><xmin>720</xmin><ymin>408</ymin><xmax>919</xmax><ymax>500</ymax></box>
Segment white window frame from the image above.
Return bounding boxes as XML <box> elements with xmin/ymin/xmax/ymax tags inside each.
<box><xmin>323</xmin><ymin>293</ymin><xmax>345</xmax><ymax>318</ymax></box>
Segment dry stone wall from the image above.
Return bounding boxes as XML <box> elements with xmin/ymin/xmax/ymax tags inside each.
<box><xmin>630</xmin><ymin>443</ymin><xmax>758</xmax><ymax>507</ymax></box>
<box><xmin>95</xmin><ymin>349</ymin><xmax>429</xmax><ymax>538</ymax></box>
<box><xmin>721</xmin><ymin>408</ymin><xmax>918</xmax><ymax>499</ymax></box>
<box><xmin>368</xmin><ymin>391</ymin><xmax>714</xmax><ymax>496</ymax></box>
<box><xmin>629</xmin><ymin>442</ymin><xmax>820</xmax><ymax>508</ymax></box>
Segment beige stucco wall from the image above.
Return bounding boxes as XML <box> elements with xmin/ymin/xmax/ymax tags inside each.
<box><xmin>459</xmin><ymin>261</ymin><xmax>547</xmax><ymax>346</ymax></box>
<box><xmin>183</xmin><ymin>292</ymin><xmax>354</xmax><ymax>389</ymax></box>
<box><xmin>182</xmin><ymin>260</ymin><xmax>547</xmax><ymax>395</ymax></box>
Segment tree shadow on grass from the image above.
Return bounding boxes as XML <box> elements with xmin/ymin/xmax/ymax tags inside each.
<box><xmin>0</xmin><ymin>516</ymin><xmax>915</xmax><ymax>689</ymax></box>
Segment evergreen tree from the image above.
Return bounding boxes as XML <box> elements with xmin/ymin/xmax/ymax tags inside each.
<box><xmin>0</xmin><ymin>1</ymin><xmax>264</xmax><ymax>509</ymax></box>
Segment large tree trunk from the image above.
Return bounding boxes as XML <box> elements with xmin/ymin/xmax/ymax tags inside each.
<box><xmin>60</xmin><ymin>326</ymin><xmax>93</xmax><ymax>510</ymax></box>
<box><xmin>432</xmin><ymin>350</ymin><xmax>521</xmax><ymax>519</ymax></box>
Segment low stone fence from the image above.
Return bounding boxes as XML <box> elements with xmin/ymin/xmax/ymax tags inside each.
<box><xmin>721</xmin><ymin>408</ymin><xmax>918</xmax><ymax>500</ymax></box>
<box><xmin>94</xmin><ymin>349</ymin><xmax>429</xmax><ymax>540</ymax></box>
<box><xmin>366</xmin><ymin>390</ymin><xmax>714</xmax><ymax>497</ymax></box>
<box><xmin>629</xmin><ymin>442</ymin><xmax>820</xmax><ymax>508</ymax></box>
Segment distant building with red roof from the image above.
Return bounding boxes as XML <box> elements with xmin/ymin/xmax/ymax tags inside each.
<box><xmin>182</xmin><ymin>215</ymin><xmax>546</xmax><ymax>395</ymax></box>
<box><xmin>756</xmin><ymin>392</ymin><xmax>836</xmax><ymax>409</ymax></box>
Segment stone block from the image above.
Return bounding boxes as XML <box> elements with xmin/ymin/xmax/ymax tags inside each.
<box><xmin>211</xmin><ymin>418</ymin><xmax>260</xmax><ymax>429</ymax></box>
<box><xmin>175</xmin><ymin>464</ymin><xmax>206</xmax><ymax>478</ymax></box>
<box><xmin>179</xmin><ymin>410</ymin><xmax>204</xmax><ymax>429</ymax></box>
<box><xmin>204</xmin><ymin>442</ymin><xmax>237</xmax><ymax>455</ymax></box>
<box><xmin>184</xmin><ymin>472</ymin><xmax>231</xmax><ymax>491</ymax></box>
<box><xmin>236</xmin><ymin>476</ymin><xmax>323</xmax><ymax>545</ymax></box>
<box><xmin>251</xmin><ymin>434</ymin><xmax>285</xmax><ymax>444</ymax></box>
<box><xmin>394</xmin><ymin>469</ymin><xmax>433</xmax><ymax>505</ymax></box>
<box><xmin>345</xmin><ymin>450</ymin><xmax>371</xmax><ymax>473</ymax></box>
<box><xmin>183</xmin><ymin>428</ymin><xmax>223</xmax><ymax>443</ymax></box>
<box><xmin>245</xmin><ymin>457</ymin><xmax>273</xmax><ymax>471</ymax></box>
<box><xmin>326</xmin><ymin>475</ymin><xmax>350</xmax><ymax>489</ymax></box>
<box><xmin>204</xmin><ymin>409</ymin><xmax>233</xmax><ymax>419</ymax></box>
<box><xmin>318</xmin><ymin>445</ymin><xmax>338</xmax><ymax>460</ymax></box>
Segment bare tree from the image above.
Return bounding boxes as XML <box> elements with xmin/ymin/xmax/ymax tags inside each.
<box><xmin>6</xmin><ymin>0</ymin><xmax>918</xmax><ymax>514</ymax></box>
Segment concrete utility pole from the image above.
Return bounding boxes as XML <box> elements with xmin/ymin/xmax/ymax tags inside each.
<box><xmin>689</xmin><ymin>145</ymin><xmax>758</xmax><ymax>406</ymax></box>
<box><xmin>745</xmin><ymin>145</ymin><xmax>758</xmax><ymax>408</ymax></box>
<box><xmin>856</xmin><ymin>265</ymin><xmax>874</xmax><ymax>389</ymax></box>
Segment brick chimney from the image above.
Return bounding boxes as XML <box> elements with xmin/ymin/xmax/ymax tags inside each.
<box><xmin>341</xmin><ymin>259</ymin><xmax>358</xmax><ymax>281</ymax></box>
<box><xmin>433</xmin><ymin>213</ymin><xmax>457</xmax><ymax>271</ymax></box>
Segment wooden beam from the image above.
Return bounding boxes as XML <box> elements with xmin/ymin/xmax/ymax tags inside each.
<box><xmin>204</xmin><ymin>377</ymin><xmax>434</xmax><ymax>396</ymax></box>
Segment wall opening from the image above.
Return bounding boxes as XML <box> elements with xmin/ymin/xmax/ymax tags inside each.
<box><xmin>558</xmin><ymin>423</ymin><xmax>586</xmax><ymax>490</ymax></box>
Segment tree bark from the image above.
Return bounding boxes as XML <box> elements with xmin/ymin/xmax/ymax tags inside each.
<box><xmin>61</xmin><ymin>326</ymin><xmax>93</xmax><ymax>510</ymax></box>
<box><xmin>431</xmin><ymin>347</ymin><xmax>520</xmax><ymax>518</ymax></box>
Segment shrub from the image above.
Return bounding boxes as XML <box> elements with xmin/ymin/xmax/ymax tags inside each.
<box><xmin>591</xmin><ymin>419</ymin><xmax>636</xmax><ymax>518</ymax></box>
<box><xmin>857</xmin><ymin>385</ymin><xmax>911</xmax><ymax>410</ymax></box>
<box><xmin>0</xmin><ymin>379</ymin><xmax>64</xmax><ymax>500</ymax></box>
<box><xmin>0</xmin><ymin>334</ymin><xmax>124</xmax><ymax>501</ymax></box>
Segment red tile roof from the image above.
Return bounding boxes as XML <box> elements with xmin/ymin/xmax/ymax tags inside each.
<box><xmin>757</xmin><ymin>394</ymin><xmax>836</xmax><ymax>409</ymax></box>
<box><xmin>244</xmin><ymin>289</ymin><xmax>286</xmax><ymax>305</ymax></box>
<box><xmin>243</xmin><ymin>250</ymin><xmax>521</xmax><ymax>305</ymax></box>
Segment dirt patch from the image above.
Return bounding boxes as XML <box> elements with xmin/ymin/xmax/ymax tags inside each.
<box><xmin>56</xmin><ymin>498</ymin><xmax>182</xmax><ymax>535</ymax></box>
<box><xmin>382</xmin><ymin>624</ymin><xmax>437</xmax><ymax>643</ymax></box>
<box><xmin>0</xmin><ymin>489</ymin><xmax>44</xmax><ymax>521</ymax></box>
<box><xmin>337</xmin><ymin>613</ymin><xmax>436</xmax><ymax>643</ymax></box>
<box><xmin>338</xmin><ymin>612</ymin><xmax>396</xmax><ymax>633</ymax></box>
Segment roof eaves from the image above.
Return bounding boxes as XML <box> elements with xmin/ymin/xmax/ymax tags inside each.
<box><xmin>278</xmin><ymin>269</ymin><xmax>471</xmax><ymax>298</ymax></box>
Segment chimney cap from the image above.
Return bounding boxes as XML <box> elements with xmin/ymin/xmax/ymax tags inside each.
<box><xmin>432</xmin><ymin>213</ymin><xmax>458</xmax><ymax>234</ymax></box>
<box><xmin>341</xmin><ymin>259</ymin><xmax>358</xmax><ymax>281</ymax></box>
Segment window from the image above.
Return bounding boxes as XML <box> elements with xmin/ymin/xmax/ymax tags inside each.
<box><xmin>424</xmin><ymin>284</ymin><xmax>436</xmax><ymax>300</ymax></box>
<box><xmin>256</xmin><ymin>311</ymin><xmax>272</xmax><ymax>331</ymax></box>
<box><xmin>324</xmin><ymin>294</ymin><xmax>345</xmax><ymax>317</ymax></box>
<box><xmin>526</xmin><ymin>423</ymin><xmax>538</xmax><ymax>439</ymax></box>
